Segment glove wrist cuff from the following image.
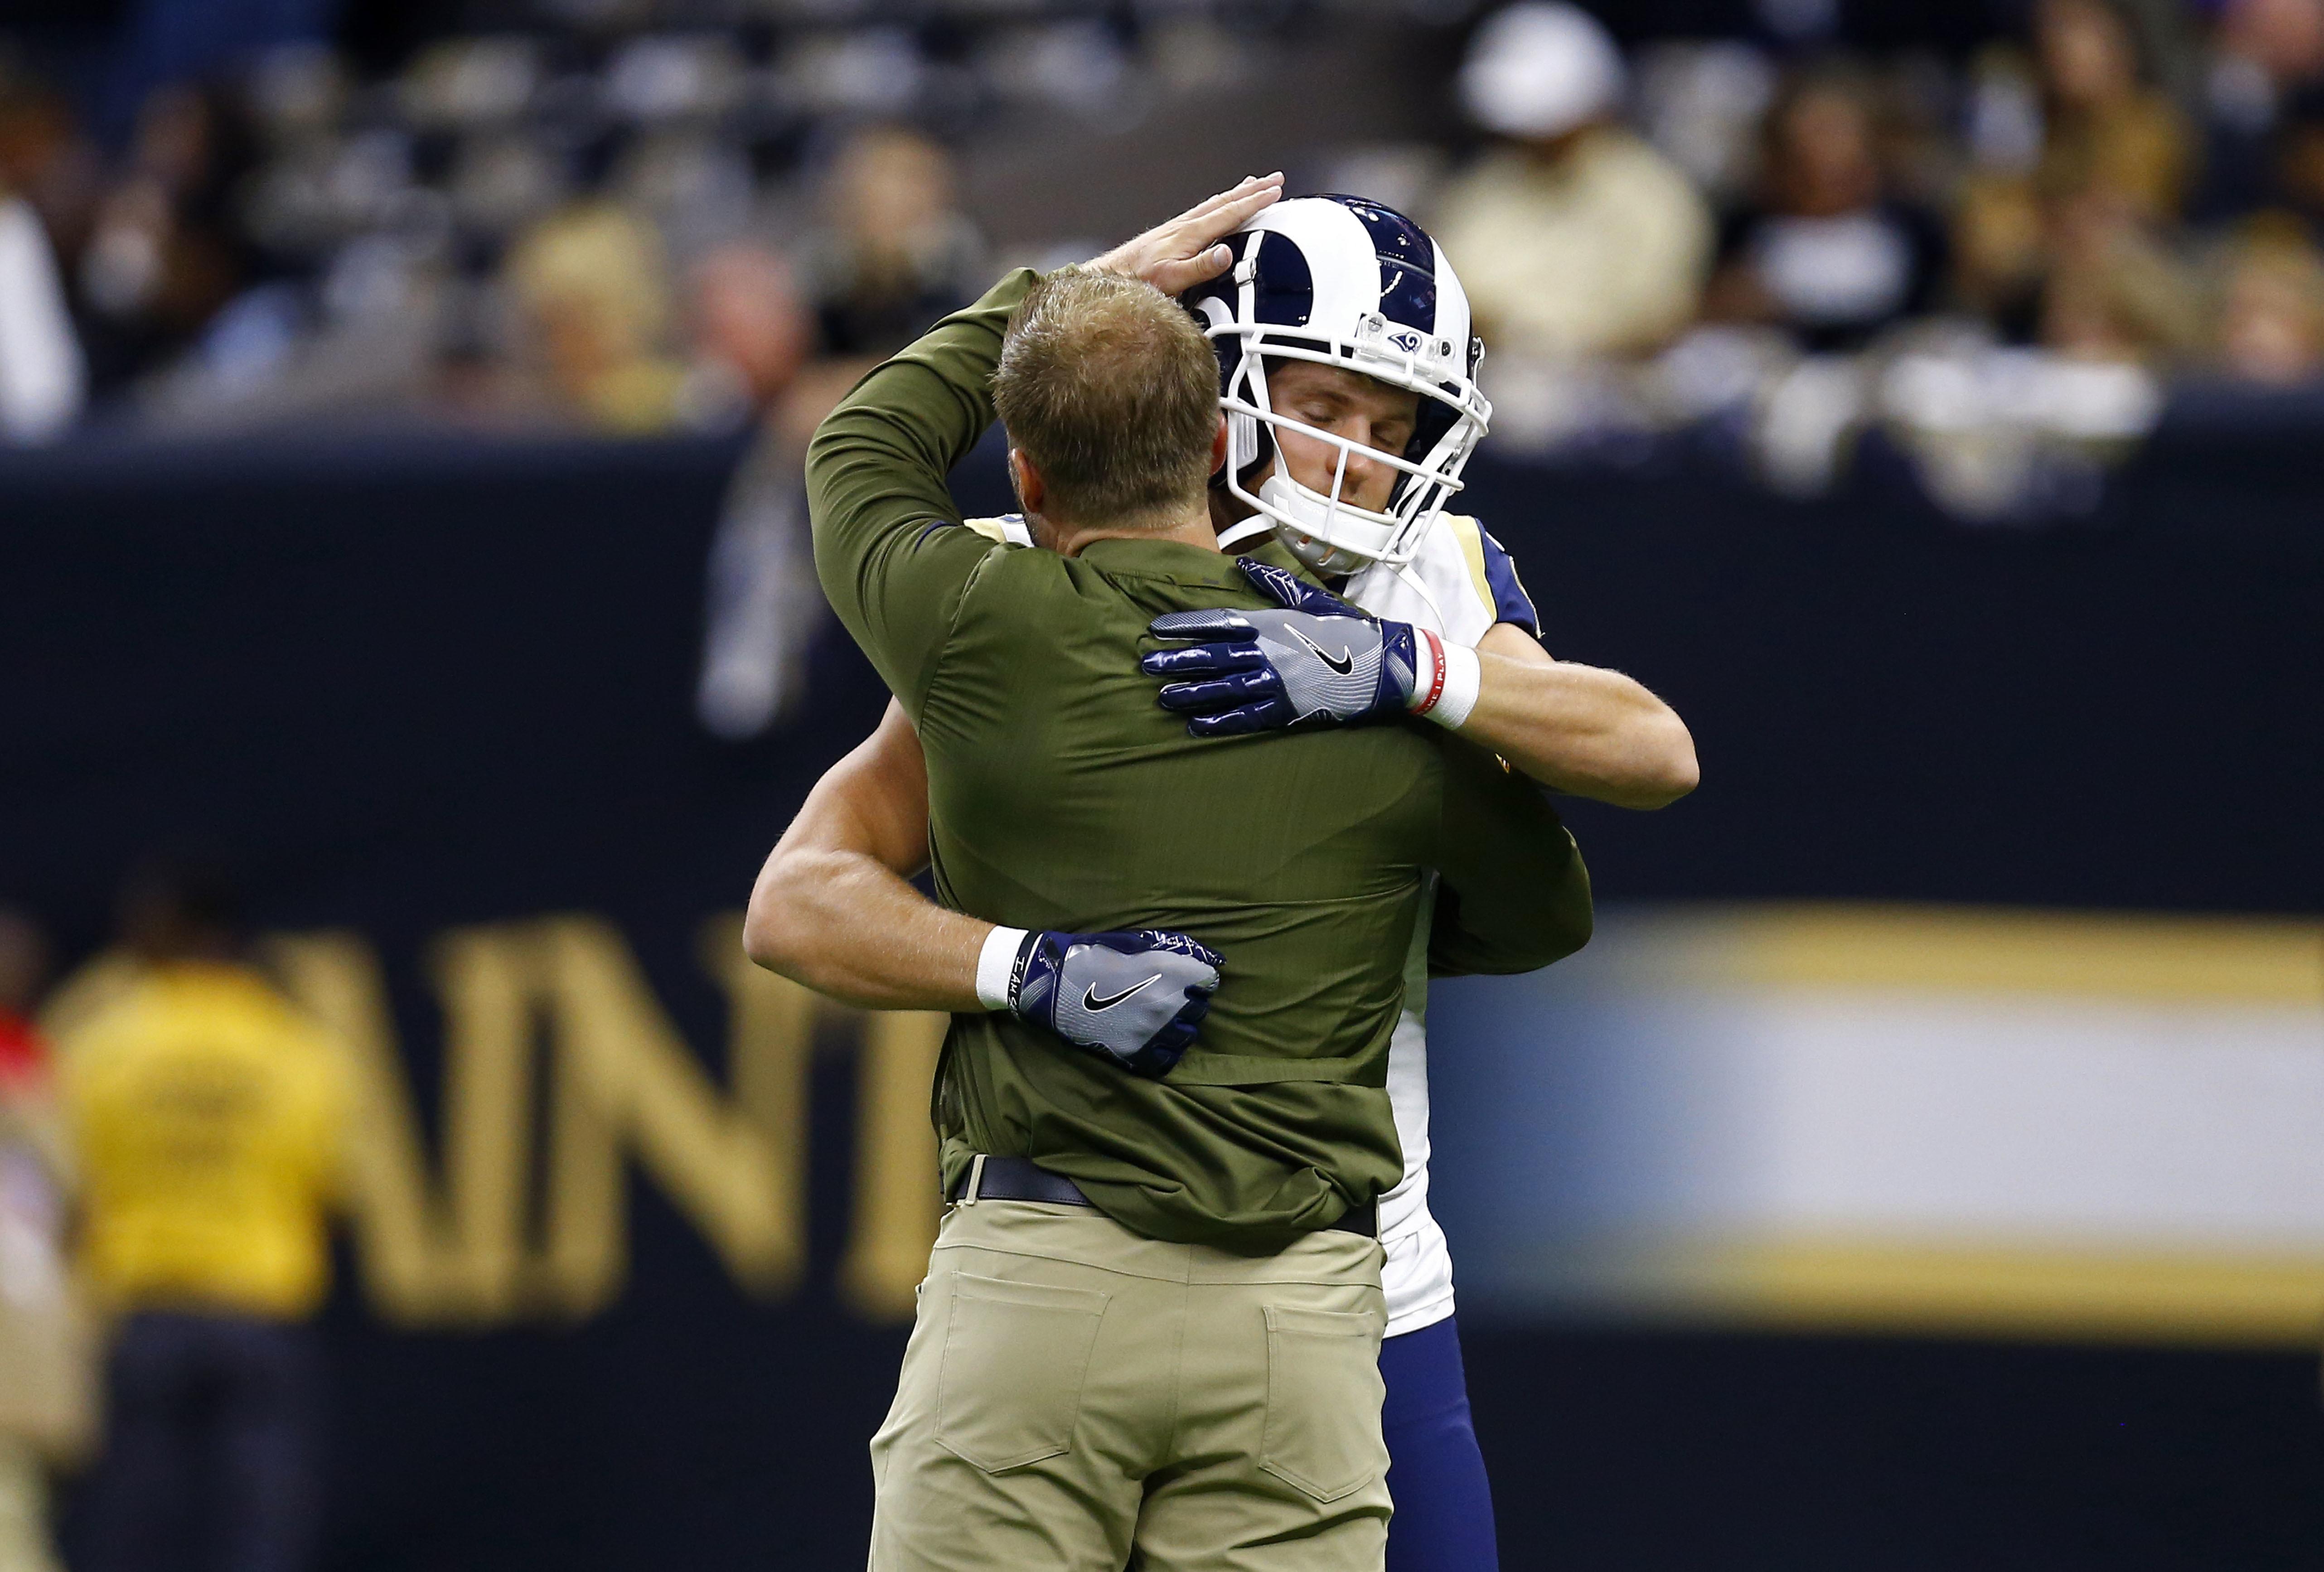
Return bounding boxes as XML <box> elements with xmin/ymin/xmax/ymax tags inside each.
<box><xmin>976</xmin><ymin>926</ymin><xmax>1031</xmax><ymax>1011</ymax></box>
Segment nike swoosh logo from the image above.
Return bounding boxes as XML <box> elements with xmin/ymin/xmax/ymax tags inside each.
<box><xmin>1082</xmin><ymin>974</ymin><xmax>1162</xmax><ymax>1012</ymax></box>
<box><xmin>1287</xmin><ymin>624</ymin><xmax>1355</xmax><ymax>676</ymax></box>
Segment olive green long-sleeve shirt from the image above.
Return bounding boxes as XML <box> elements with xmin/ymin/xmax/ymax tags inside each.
<box><xmin>808</xmin><ymin>270</ymin><xmax>1590</xmax><ymax>1250</ymax></box>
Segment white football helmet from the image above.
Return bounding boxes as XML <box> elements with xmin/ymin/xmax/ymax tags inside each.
<box><xmin>1183</xmin><ymin>194</ymin><xmax>1492</xmax><ymax>575</ymax></box>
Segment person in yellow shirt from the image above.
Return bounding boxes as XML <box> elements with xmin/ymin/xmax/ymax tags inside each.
<box><xmin>58</xmin><ymin>862</ymin><xmax>348</xmax><ymax>1572</ymax></box>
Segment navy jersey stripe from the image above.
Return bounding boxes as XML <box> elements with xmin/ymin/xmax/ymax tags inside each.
<box><xmin>1478</xmin><ymin>527</ymin><xmax>1540</xmax><ymax>635</ymax></box>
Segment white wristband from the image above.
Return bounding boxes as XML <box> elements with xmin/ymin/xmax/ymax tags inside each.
<box><xmin>1420</xmin><ymin>641</ymin><xmax>1482</xmax><ymax>731</ymax></box>
<box><xmin>974</xmin><ymin>926</ymin><xmax>1030</xmax><ymax>1011</ymax></box>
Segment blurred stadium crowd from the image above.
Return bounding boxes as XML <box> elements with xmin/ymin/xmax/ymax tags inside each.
<box><xmin>1</xmin><ymin>1</ymin><xmax>2324</xmax><ymax>474</ymax></box>
<box><xmin>1</xmin><ymin>0</ymin><xmax>2323</xmax><ymax>520</ymax></box>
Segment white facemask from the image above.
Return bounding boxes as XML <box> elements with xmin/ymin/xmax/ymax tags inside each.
<box><xmin>1256</xmin><ymin>470</ymin><xmax>1401</xmax><ymax>577</ymax></box>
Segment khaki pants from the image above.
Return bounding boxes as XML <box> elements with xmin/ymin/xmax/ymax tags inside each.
<box><xmin>868</xmin><ymin>1199</ymin><xmax>1391</xmax><ymax>1572</ymax></box>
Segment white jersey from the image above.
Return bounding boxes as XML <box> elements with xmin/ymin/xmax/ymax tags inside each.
<box><xmin>963</xmin><ymin>511</ymin><xmax>1541</xmax><ymax>1337</ymax></box>
<box><xmin>1342</xmin><ymin>513</ymin><xmax>1540</xmax><ymax>1335</ymax></box>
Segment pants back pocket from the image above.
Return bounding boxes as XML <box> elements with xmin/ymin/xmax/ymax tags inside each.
<box><xmin>1259</xmin><ymin>1303</ymin><xmax>1386</xmax><ymax>1503</ymax></box>
<box><xmin>936</xmin><ymin>1272</ymin><xmax>1110</xmax><ymax>1472</ymax></box>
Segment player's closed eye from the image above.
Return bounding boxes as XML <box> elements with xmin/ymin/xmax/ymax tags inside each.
<box><xmin>1296</xmin><ymin>406</ymin><xmax>1404</xmax><ymax>454</ymax></box>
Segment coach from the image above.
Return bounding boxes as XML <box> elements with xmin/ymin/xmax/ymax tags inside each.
<box><xmin>805</xmin><ymin>177</ymin><xmax>1590</xmax><ymax>1572</ymax></box>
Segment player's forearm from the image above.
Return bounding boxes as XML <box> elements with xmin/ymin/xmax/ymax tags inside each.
<box><xmin>743</xmin><ymin>700</ymin><xmax>984</xmax><ymax>1010</ymax></box>
<box><xmin>745</xmin><ymin>844</ymin><xmax>988</xmax><ymax>1011</ymax></box>
<box><xmin>1456</xmin><ymin>653</ymin><xmax>1699</xmax><ymax>810</ymax></box>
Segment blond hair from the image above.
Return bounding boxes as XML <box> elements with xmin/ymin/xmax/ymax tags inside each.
<box><xmin>993</xmin><ymin>268</ymin><xmax>1220</xmax><ymax>528</ymax></box>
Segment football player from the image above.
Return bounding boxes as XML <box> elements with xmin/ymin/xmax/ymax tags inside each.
<box><xmin>749</xmin><ymin>194</ymin><xmax>1695</xmax><ymax>1571</ymax></box>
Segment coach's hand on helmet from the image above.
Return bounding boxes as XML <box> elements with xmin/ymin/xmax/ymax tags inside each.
<box><xmin>1085</xmin><ymin>173</ymin><xmax>1283</xmax><ymax>295</ymax></box>
<box><xmin>1143</xmin><ymin>560</ymin><xmax>1472</xmax><ymax>737</ymax></box>
<box><xmin>1000</xmin><ymin>928</ymin><xmax>1223</xmax><ymax>1079</ymax></box>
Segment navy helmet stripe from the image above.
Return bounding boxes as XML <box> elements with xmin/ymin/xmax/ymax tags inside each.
<box><xmin>1317</xmin><ymin>193</ymin><xmax>1438</xmax><ymax>334</ymax></box>
<box><xmin>1186</xmin><ymin>229</ymin><xmax>1315</xmax><ymax>333</ymax></box>
<box><xmin>1249</xmin><ymin>229</ymin><xmax>1314</xmax><ymax>330</ymax></box>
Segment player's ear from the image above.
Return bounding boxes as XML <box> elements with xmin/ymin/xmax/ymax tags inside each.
<box><xmin>1208</xmin><ymin>414</ymin><xmax>1229</xmax><ymax>477</ymax></box>
<box><xmin>1009</xmin><ymin>447</ymin><xmax>1046</xmax><ymax>516</ymax></box>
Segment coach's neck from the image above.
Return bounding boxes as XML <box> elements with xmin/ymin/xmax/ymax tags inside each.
<box><xmin>1038</xmin><ymin>510</ymin><xmax>1220</xmax><ymax>559</ymax></box>
<box><xmin>1009</xmin><ymin>431</ymin><xmax>1226</xmax><ymax>559</ymax></box>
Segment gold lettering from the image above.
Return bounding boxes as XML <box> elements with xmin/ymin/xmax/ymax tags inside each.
<box><xmin>700</xmin><ymin>917</ymin><xmax>944</xmax><ymax>1322</ymax></box>
<box><xmin>279</xmin><ymin>919</ymin><xmax>795</xmax><ymax>1322</ymax></box>
<box><xmin>429</xmin><ymin>923</ymin><xmax>541</xmax><ymax>1317</ymax></box>
<box><xmin>266</xmin><ymin>933</ymin><xmax>464</xmax><ymax>1324</ymax></box>
<box><xmin>534</xmin><ymin>916</ymin><xmax>787</xmax><ymax>1313</ymax></box>
<box><xmin>838</xmin><ymin>1010</ymin><xmax>945</xmax><ymax>1320</ymax></box>
<box><xmin>698</xmin><ymin>916</ymin><xmax>818</xmax><ymax>1296</ymax></box>
<box><xmin>259</xmin><ymin>914</ymin><xmax>942</xmax><ymax>1326</ymax></box>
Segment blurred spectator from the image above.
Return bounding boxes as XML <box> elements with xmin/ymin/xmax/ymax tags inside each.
<box><xmin>2036</xmin><ymin>0</ymin><xmax>2192</xmax><ymax>223</ymax></box>
<box><xmin>97</xmin><ymin>0</ymin><xmax>337</xmax><ymax>148</ymax></box>
<box><xmin>59</xmin><ymin>861</ymin><xmax>349</xmax><ymax>1572</ymax></box>
<box><xmin>804</xmin><ymin>126</ymin><xmax>981</xmax><ymax>362</ymax></box>
<box><xmin>0</xmin><ymin>179</ymin><xmax>82</xmax><ymax>444</ymax></box>
<box><xmin>0</xmin><ymin>0</ymin><xmax>2284</xmax><ymax>517</ymax></box>
<box><xmin>505</xmin><ymin>200</ymin><xmax>686</xmax><ymax>433</ymax></box>
<box><xmin>0</xmin><ymin>913</ymin><xmax>90</xmax><ymax>1572</ymax></box>
<box><xmin>689</xmin><ymin>241</ymin><xmax>862</xmax><ymax>739</ymax></box>
<box><xmin>1634</xmin><ymin>40</ymin><xmax>1778</xmax><ymax>208</ymax></box>
<box><xmin>1957</xmin><ymin>1</ymin><xmax>2198</xmax><ymax>348</ymax></box>
<box><xmin>77</xmin><ymin>83</ymin><xmax>261</xmax><ymax>398</ymax></box>
<box><xmin>695</xmin><ymin>423</ymin><xmax>830</xmax><ymax>740</ymax></box>
<box><xmin>694</xmin><ymin>129</ymin><xmax>981</xmax><ymax>737</ymax></box>
<box><xmin>2032</xmin><ymin>0</ymin><xmax>2209</xmax><ymax>370</ymax></box>
<box><xmin>2272</xmin><ymin>84</ymin><xmax>2324</xmax><ymax>231</ymax></box>
<box><xmin>0</xmin><ymin>57</ymin><xmax>89</xmax><ymax>442</ymax></box>
<box><xmin>2199</xmin><ymin>0</ymin><xmax>2324</xmax><ymax>218</ymax></box>
<box><xmin>677</xmin><ymin>240</ymin><xmax>814</xmax><ymax>433</ymax></box>
<box><xmin>1432</xmin><ymin>3</ymin><xmax>1713</xmax><ymax>361</ymax></box>
<box><xmin>1702</xmin><ymin>73</ymin><xmax>1949</xmax><ymax>352</ymax></box>
<box><xmin>1954</xmin><ymin>135</ymin><xmax>2054</xmax><ymax>338</ymax></box>
<box><xmin>0</xmin><ymin>60</ymin><xmax>101</xmax><ymax>265</ymax></box>
<box><xmin>2038</xmin><ymin>197</ymin><xmax>2205</xmax><ymax>364</ymax></box>
<box><xmin>2210</xmin><ymin>217</ymin><xmax>2324</xmax><ymax>381</ymax></box>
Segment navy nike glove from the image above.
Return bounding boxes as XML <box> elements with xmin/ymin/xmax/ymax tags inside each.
<box><xmin>1004</xmin><ymin>929</ymin><xmax>1223</xmax><ymax>1078</ymax></box>
<box><xmin>1141</xmin><ymin>559</ymin><xmax>1456</xmax><ymax>737</ymax></box>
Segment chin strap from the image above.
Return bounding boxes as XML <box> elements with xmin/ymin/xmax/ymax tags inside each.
<box><xmin>1390</xmin><ymin>558</ymin><xmax>1448</xmax><ymax>629</ymax></box>
<box><xmin>1215</xmin><ymin>517</ymin><xmax>1274</xmax><ymax>552</ymax></box>
<box><xmin>1228</xmin><ymin>242</ymin><xmax>1267</xmax><ymax>477</ymax></box>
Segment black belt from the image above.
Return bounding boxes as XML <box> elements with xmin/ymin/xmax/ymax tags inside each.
<box><xmin>949</xmin><ymin>1154</ymin><xmax>1377</xmax><ymax>1239</ymax></box>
